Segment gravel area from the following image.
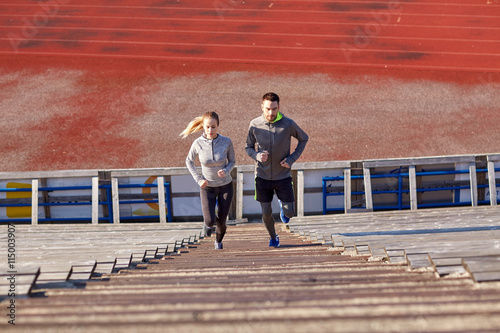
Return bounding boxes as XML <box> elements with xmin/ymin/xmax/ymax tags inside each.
<box><xmin>0</xmin><ymin>60</ymin><xmax>499</xmax><ymax>172</ymax></box>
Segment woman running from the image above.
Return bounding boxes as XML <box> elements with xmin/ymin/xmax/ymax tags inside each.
<box><xmin>181</xmin><ymin>111</ymin><xmax>235</xmax><ymax>250</ymax></box>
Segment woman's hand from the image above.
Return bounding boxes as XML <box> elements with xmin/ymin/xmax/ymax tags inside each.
<box><xmin>199</xmin><ymin>180</ymin><xmax>209</xmax><ymax>188</ymax></box>
<box><xmin>217</xmin><ymin>169</ymin><xmax>226</xmax><ymax>178</ymax></box>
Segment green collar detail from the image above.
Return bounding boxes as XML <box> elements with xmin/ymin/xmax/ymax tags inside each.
<box><xmin>268</xmin><ymin>112</ymin><xmax>283</xmax><ymax>123</ymax></box>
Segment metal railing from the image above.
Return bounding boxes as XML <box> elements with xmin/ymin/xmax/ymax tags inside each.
<box><xmin>323</xmin><ymin>168</ymin><xmax>497</xmax><ymax>214</ymax></box>
<box><xmin>1</xmin><ymin>153</ymin><xmax>499</xmax><ymax>224</ymax></box>
<box><xmin>0</xmin><ymin>170</ymin><xmax>173</xmax><ymax>224</ymax></box>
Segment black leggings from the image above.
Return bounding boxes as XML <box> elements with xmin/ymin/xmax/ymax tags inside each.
<box><xmin>260</xmin><ymin>201</ymin><xmax>294</xmax><ymax>239</ymax></box>
<box><xmin>200</xmin><ymin>182</ymin><xmax>233</xmax><ymax>243</ymax></box>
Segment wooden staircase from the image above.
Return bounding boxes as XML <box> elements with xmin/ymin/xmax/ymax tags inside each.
<box><xmin>3</xmin><ymin>220</ymin><xmax>500</xmax><ymax>332</ymax></box>
<box><xmin>289</xmin><ymin>206</ymin><xmax>500</xmax><ymax>282</ymax></box>
<box><xmin>0</xmin><ymin>222</ymin><xmax>203</xmax><ymax>298</ymax></box>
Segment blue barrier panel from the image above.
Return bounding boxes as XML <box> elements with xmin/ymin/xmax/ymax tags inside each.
<box><xmin>322</xmin><ymin>175</ymin><xmax>364</xmax><ymax>214</ymax></box>
<box><xmin>322</xmin><ymin>168</ymin><xmax>496</xmax><ymax>214</ymax></box>
<box><xmin>114</xmin><ymin>183</ymin><xmax>173</xmax><ymax>223</ymax></box>
<box><xmin>0</xmin><ymin>185</ymin><xmax>98</xmax><ymax>223</ymax></box>
<box><xmin>0</xmin><ymin>182</ymin><xmax>172</xmax><ymax>223</ymax></box>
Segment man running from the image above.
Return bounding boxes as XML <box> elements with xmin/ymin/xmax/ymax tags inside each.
<box><xmin>245</xmin><ymin>92</ymin><xmax>309</xmax><ymax>247</ymax></box>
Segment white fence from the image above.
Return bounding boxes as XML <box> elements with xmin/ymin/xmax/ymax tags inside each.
<box><xmin>1</xmin><ymin>154</ymin><xmax>500</xmax><ymax>224</ymax></box>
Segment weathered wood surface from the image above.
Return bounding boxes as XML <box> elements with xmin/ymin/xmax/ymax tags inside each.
<box><xmin>362</xmin><ymin>155</ymin><xmax>476</xmax><ymax>168</ymax></box>
<box><xmin>0</xmin><ymin>222</ymin><xmax>205</xmax><ymax>295</ymax></box>
<box><xmin>3</xmin><ymin>224</ymin><xmax>500</xmax><ymax>332</ymax></box>
<box><xmin>289</xmin><ymin>206</ymin><xmax>500</xmax><ymax>281</ymax></box>
<box><xmin>0</xmin><ymin>269</ymin><xmax>39</xmax><ymax>296</ymax></box>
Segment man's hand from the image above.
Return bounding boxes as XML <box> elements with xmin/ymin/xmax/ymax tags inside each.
<box><xmin>280</xmin><ymin>159</ymin><xmax>290</xmax><ymax>168</ymax></box>
<box><xmin>259</xmin><ymin>150</ymin><xmax>269</xmax><ymax>163</ymax></box>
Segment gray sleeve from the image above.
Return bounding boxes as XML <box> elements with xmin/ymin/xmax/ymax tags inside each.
<box><xmin>245</xmin><ymin>124</ymin><xmax>259</xmax><ymax>161</ymax></box>
<box><xmin>185</xmin><ymin>142</ymin><xmax>203</xmax><ymax>184</ymax></box>
<box><xmin>286</xmin><ymin>121</ymin><xmax>309</xmax><ymax>166</ymax></box>
<box><xmin>224</xmin><ymin>139</ymin><xmax>236</xmax><ymax>173</ymax></box>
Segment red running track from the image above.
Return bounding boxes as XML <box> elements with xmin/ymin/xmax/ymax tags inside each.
<box><xmin>1</xmin><ymin>0</ymin><xmax>499</xmax><ymax>72</ymax></box>
<box><xmin>0</xmin><ymin>1</ymin><xmax>499</xmax><ymax>172</ymax></box>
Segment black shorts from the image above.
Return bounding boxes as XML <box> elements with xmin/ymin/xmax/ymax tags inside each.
<box><xmin>255</xmin><ymin>176</ymin><xmax>294</xmax><ymax>203</ymax></box>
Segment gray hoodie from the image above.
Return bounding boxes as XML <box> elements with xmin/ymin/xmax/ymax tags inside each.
<box><xmin>186</xmin><ymin>134</ymin><xmax>235</xmax><ymax>187</ymax></box>
<box><xmin>246</xmin><ymin>112</ymin><xmax>308</xmax><ymax>180</ymax></box>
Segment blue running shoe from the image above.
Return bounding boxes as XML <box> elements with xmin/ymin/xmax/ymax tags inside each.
<box><xmin>279</xmin><ymin>200</ymin><xmax>290</xmax><ymax>224</ymax></box>
<box><xmin>214</xmin><ymin>241</ymin><xmax>223</xmax><ymax>250</ymax></box>
<box><xmin>269</xmin><ymin>235</ymin><xmax>280</xmax><ymax>247</ymax></box>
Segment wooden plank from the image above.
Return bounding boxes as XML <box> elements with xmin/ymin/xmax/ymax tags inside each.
<box><xmin>31</xmin><ymin>178</ymin><xmax>38</xmax><ymax>225</ymax></box>
<box><xmin>0</xmin><ymin>170</ymin><xmax>99</xmax><ymax>180</ymax></box>
<box><xmin>463</xmin><ymin>257</ymin><xmax>500</xmax><ymax>272</ymax></box>
<box><xmin>236</xmin><ymin>171</ymin><xmax>244</xmax><ymax>220</ymax></box>
<box><xmin>464</xmin><ymin>261</ymin><xmax>500</xmax><ymax>274</ymax></box>
<box><xmin>363</xmin><ymin>167</ymin><xmax>373</xmax><ymax>210</ymax></box>
<box><xmin>342</xmin><ymin>238</ymin><xmax>356</xmax><ymax>253</ymax></box>
<box><xmin>363</xmin><ymin>155</ymin><xmax>476</xmax><ymax>168</ymax></box>
<box><xmin>91</xmin><ymin>176</ymin><xmax>99</xmax><ymax>224</ymax></box>
<box><xmin>111</xmin><ymin>177</ymin><xmax>120</xmax><ymax>224</ymax></box>
<box><xmin>297</xmin><ymin>170</ymin><xmax>304</xmax><ymax>217</ymax></box>
<box><xmin>431</xmin><ymin>258</ymin><xmax>464</xmax><ymax>266</ymax></box>
<box><xmin>488</xmin><ymin>160</ymin><xmax>498</xmax><ymax>206</ymax></box>
<box><xmin>36</xmin><ymin>264</ymin><xmax>73</xmax><ymax>282</ymax></box>
<box><xmin>354</xmin><ymin>243</ymin><xmax>371</xmax><ymax>255</ymax></box>
<box><xmin>472</xmin><ymin>271</ymin><xmax>500</xmax><ymax>282</ymax></box>
<box><xmin>158</xmin><ymin>176</ymin><xmax>166</xmax><ymax>224</ymax></box>
<box><xmin>115</xmin><ymin>254</ymin><xmax>133</xmax><ymax>269</ymax></box>
<box><xmin>469</xmin><ymin>162</ymin><xmax>478</xmax><ymax>207</ymax></box>
<box><xmin>5</xmin><ymin>223</ymin><xmax>207</xmax><ymax>284</ymax></box>
<box><xmin>406</xmin><ymin>253</ymin><xmax>431</xmax><ymax>269</ymax></box>
<box><xmin>110</xmin><ymin>167</ymin><xmax>191</xmax><ymax>177</ymax></box>
<box><xmin>385</xmin><ymin>248</ymin><xmax>407</xmax><ymax>264</ymax></box>
<box><xmin>290</xmin><ymin>206</ymin><xmax>500</xmax><ymax>273</ymax></box>
<box><xmin>487</xmin><ymin>154</ymin><xmax>500</xmax><ymax>162</ymax></box>
<box><xmin>435</xmin><ymin>265</ymin><xmax>466</xmax><ymax>276</ymax></box>
<box><xmin>409</xmin><ymin>165</ymin><xmax>418</xmax><ymax>210</ymax></box>
<box><xmin>235</xmin><ymin>164</ymin><xmax>254</xmax><ymax>173</ymax></box>
<box><xmin>0</xmin><ymin>270</ymin><xmax>39</xmax><ymax>295</ymax></box>
<box><xmin>344</xmin><ymin>168</ymin><xmax>351</xmax><ymax>213</ymax></box>
<box><xmin>292</xmin><ymin>161</ymin><xmax>352</xmax><ymax>170</ymax></box>
<box><xmin>94</xmin><ymin>260</ymin><xmax>116</xmax><ymax>275</ymax></box>
<box><xmin>68</xmin><ymin>261</ymin><xmax>97</xmax><ymax>280</ymax></box>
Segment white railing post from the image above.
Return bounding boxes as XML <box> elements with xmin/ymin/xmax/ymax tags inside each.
<box><xmin>343</xmin><ymin>168</ymin><xmax>351</xmax><ymax>213</ymax></box>
<box><xmin>488</xmin><ymin>160</ymin><xmax>498</xmax><ymax>206</ymax></box>
<box><xmin>31</xmin><ymin>178</ymin><xmax>39</xmax><ymax>225</ymax></box>
<box><xmin>236</xmin><ymin>171</ymin><xmax>244</xmax><ymax>220</ymax></box>
<box><xmin>91</xmin><ymin>176</ymin><xmax>99</xmax><ymax>224</ymax></box>
<box><xmin>469</xmin><ymin>162</ymin><xmax>478</xmax><ymax>207</ymax></box>
<box><xmin>409</xmin><ymin>165</ymin><xmax>418</xmax><ymax>210</ymax></box>
<box><xmin>363</xmin><ymin>167</ymin><xmax>373</xmax><ymax>210</ymax></box>
<box><xmin>158</xmin><ymin>176</ymin><xmax>167</xmax><ymax>224</ymax></box>
<box><xmin>297</xmin><ymin>170</ymin><xmax>304</xmax><ymax>217</ymax></box>
<box><xmin>111</xmin><ymin>177</ymin><xmax>120</xmax><ymax>224</ymax></box>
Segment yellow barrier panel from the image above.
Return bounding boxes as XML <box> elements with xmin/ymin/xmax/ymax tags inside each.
<box><xmin>6</xmin><ymin>182</ymin><xmax>31</xmax><ymax>218</ymax></box>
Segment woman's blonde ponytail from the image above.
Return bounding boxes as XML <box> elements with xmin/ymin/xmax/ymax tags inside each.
<box><xmin>180</xmin><ymin>116</ymin><xmax>204</xmax><ymax>139</ymax></box>
<box><xmin>180</xmin><ymin>112</ymin><xmax>220</xmax><ymax>139</ymax></box>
